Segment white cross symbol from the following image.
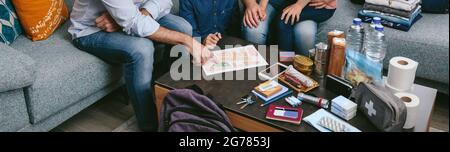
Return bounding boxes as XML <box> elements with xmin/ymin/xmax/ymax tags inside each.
<box><xmin>365</xmin><ymin>100</ymin><xmax>377</xmax><ymax>117</ymax></box>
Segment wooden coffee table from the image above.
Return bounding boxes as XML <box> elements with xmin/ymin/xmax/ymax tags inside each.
<box><xmin>153</xmin><ymin>36</ymin><xmax>437</xmax><ymax>132</ymax></box>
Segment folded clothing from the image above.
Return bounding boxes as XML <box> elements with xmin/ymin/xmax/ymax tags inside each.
<box><xmin>359</xmin><ymin>6</ymin><xmax>421</xmax><ymax>27</ymax></box>
<box><xmin>358</xmin><ymin>13</ymin><xmax>422</xmax><ymax>31</ymax></box>
<box><xmin>366</xmin><ymin>0</ymin><xmax>421</xmax><ymax>11</ymax></box>
<box><xmin>363</xmin><ymin>3</ymin><xmax>420</xmax><ymax>18</ymax></box>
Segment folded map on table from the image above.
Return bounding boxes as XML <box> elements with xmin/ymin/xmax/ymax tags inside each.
<box><xmin>202</xmin><ymin>45</ymin><xmax>268</xmax><ymax>76</ymax></box>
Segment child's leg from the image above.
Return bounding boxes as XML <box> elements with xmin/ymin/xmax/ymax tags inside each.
<box><xmin>277</xmin><ymin>20</ymin><xmax>317</xmax><ymax>55</ymax></box>
<box><xmin>276</xmin><ymin>3</ymin><xmax>335</xmax><ymax>54</ymax></box>
<box><xmin>277</xmin><ymin>19</ymin><xmax>295</xmax><ymax>51</ymax></box>
<box><xmin>291</xmin><ymin>7</ymin><xmax>335</xmax><ymax>54</ymax></box>
<box><xmin>242</xmin><ymin>4</ymin><xmax>277</xmax><ymax>44</ymax></box>
<box><xmin>293</xmin><ymin>20</ymin><xmax>317</xmax><ymax>55</ymax></box>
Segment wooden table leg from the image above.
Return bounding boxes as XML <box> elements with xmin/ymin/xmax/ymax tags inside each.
<box><xmin>154</xmin><ymin>84</ymin><xmax>170</xmax><ymax>120</ymax></box>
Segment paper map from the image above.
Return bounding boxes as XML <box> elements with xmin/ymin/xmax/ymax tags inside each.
<box><xmin>202</xmin><ymin>45</ymin><xmax>268</xmax><ymax>76</ymax></box>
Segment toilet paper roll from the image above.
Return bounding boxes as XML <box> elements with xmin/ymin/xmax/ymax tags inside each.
<box><xmin>387</xmin><ymin>57</ymin><xmax>418</xmax><ymax>92</ymax></box>
<box><xmin>385</xmin><ymin>79</ymin><xmax>414</xmax><ymax>93</ymax></box>
<box><xmin>395</xmin><ymin>92</ymin><xmax>420</xmax><ymax>129</ymax></box>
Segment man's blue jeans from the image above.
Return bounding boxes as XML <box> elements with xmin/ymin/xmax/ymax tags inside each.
<box><xmin>72</xmin><ymin>14</ymin><xmax>192</xmax><ymax>131</ymax></box>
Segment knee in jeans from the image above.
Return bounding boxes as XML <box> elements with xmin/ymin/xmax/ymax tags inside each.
<box><xmin>243</xmin><ymin>26</ymin><xmax>268</xmax><ymax>44</ymax></box>
<box><xmin>178</xmin><ymin>19</ymin><xmax>193</xmax><ymax>36</ymax></box>
<box><xmin>294</xmin><ymin>21</ymin><xmax>317</xmax><ymax>39</ymax></box>
<box><xmin>126</xmin><ymin>39</ymin><xmax>155</xmax><ymax>63</ymax></box>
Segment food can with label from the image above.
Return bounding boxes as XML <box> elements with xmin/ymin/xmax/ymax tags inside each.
<box><xmin>314</xmin><ymin>42</ymin><xmax>329</xmax><ymax>78</ymax></box>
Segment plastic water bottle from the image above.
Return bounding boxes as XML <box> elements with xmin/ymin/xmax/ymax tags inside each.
<box><xmin>363</xmin><ymin>17</ymin><xmax>382</xmax><ymax>54</ymax></box>
<box><xmin>365</xmin><ymin>17</ymin><xmax>382</xmax><ymax>40</ymax></box>
<box><xmin>369</xmin><ymin>17</ymin><xmax>382</xmax><ymax>32</ymax></box>
<box><xmin>365</xmin><ymin>25</ymin><xmax>387</xmax><ymax>62</ymax></box>
<box><xmin>346</xmin><ymin>18</ymin><xmax>364</xmax><ymax>53</ymax></box>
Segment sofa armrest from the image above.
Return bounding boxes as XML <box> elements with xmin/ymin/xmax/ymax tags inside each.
<box><xmin>0</xmin><ymin>43</ymin><xmax>36</xmax><ymax>92</ymax></box>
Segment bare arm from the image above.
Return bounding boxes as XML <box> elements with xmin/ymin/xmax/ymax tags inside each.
<box><xmin>309</xmin><ymin>0</ymin><xmax>335</xmax><ymax>9</ymax></box>
<box><xmin>296</xmin><ymin>0</ymin><xmax>311</xmax><ymax>7</ymax></box>
<box><xmin>146</xmin><ymin>23</ymin><xmax>211</xmax><ymax>65</ymax></box>
<box><xmin>259</xmin><ymin>0</ymin><xmax>269</xmax><ymax>10</ymax></box>
<box><xmin>242</xmin><ymin>0</ymin><xmax>258</xmax><ymax>7</ymax></box>
<box><xmin>147</xmin><ymin>26</ymin><xmax>192</xmax><ymax>47</ymax></box>
<box><xmin>140</xmin><ymin>9</ymin><xmax>194</xmax><ymax>52</ymax></box>
<box><xmin>96</xmin><ymin>8</ymin><xmax>212</xmax><ymax>65</ymax></box>
<box><xmin>281</xmin><ymin>0</ymin><xmax>311</xmax><ymax>25</ymax></box>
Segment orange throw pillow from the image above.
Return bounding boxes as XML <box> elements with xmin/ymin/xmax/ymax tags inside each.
<box><xmin>12</xmin><ymin>0</ymin><xmax>68</xmax><ymax>41</ymax></box>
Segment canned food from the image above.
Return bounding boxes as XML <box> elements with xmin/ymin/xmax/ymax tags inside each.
<box><xmin>314</xmin><ymin>42</ymin><xmax>329</xmax><ymax>78</ymax></box>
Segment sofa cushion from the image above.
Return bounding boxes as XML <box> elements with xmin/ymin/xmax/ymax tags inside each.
<box><xmin>10</xmin><ymin>21</ymin><xmax>123</xmax><ymax>123</ymax></box>
<box><xmin>12</xmin><ymin>0</ymin><xmax>69</xmax><ymax>41</ymax></box>
<box><xmin>0</xmin><ymin>43</ymin><xmax>36</xmax><ymax>92</ymax></box>
<box><xmin>317</xmin><ymin>0</ymin><xmax>449</xmax><ymax>84</ymax></box>
<box><xmin>0</xmin><ymin>90</ymin><xmax>30</xmax><ymax>132</ymax></box>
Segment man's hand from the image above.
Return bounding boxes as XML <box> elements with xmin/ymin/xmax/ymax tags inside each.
<box><xmin>190</xmin><ymin>40</ymin><xmax>214</xmax><ymax>66</ymax></box>
<box><xmin>243</xmin><ymin>2</ymin><xmax>266</xmax><ymax>28</ymax></box>
<box><xmin>95</xmin><ymin>9</ymin><xmax>153</xmax><ymax>33</ymax></box>
<box><xmin>95</xmin><ymin>12</ymin><xmax>121</xmax><ymax>32</ymax></box>
<box><xmin>203</xmin><ymin>32</ymin><xmax>222</xmax><ymax>48</ymax></box>
<box><xmin>309</xmin><ymin>0</ymin><xmax>333</xmax><ymax>9</ymax></box>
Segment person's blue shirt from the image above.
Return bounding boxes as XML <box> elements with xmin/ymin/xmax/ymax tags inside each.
<box><xmin>180</xmin><ymin>0</ymin><xmax>240</xmax><ymax>39</ymax></box>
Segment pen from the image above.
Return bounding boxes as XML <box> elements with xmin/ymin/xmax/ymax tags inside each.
<box><xmin>260</xmin><ymin>90</ymin><xmax>293</xmax><ymax>107</ymax></box>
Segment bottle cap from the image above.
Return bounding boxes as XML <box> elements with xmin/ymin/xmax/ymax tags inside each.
<box><xmin>375</xmin><ymin>25</ymin><xmax>384</xmax><ymax>32</ymax></box>
<box><xmin>373</xmin><ymin>17</ymin><xmax>381</xmax><ymax>24</ymax></box>
<box><xmin>353</xmin><ymin>18</ymin><xmax>362</xmax><ymax>25</ymax></box>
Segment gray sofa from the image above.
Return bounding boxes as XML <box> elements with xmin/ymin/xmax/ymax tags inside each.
<box><xmin>317</xmin><ymin>0</ymin><xmax>449</xmax><ymax>89</ymax></box>
<box><xmin>0</xmin><ymin>0</ymin><xmax>123</xmax><ymax>132</ymax></box>
<box><xmin>0</xmin><ymin>0</ymin><xmax>177</xmax><ymax>132</ymax></box>
<box><xmin>1</xmin><ymin>0</ymin><xmax>448</xmax><ymax>132</ymax></box>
